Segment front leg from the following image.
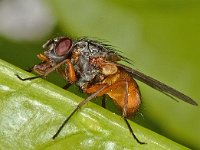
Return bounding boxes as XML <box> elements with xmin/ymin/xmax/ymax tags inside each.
<box><xmin>65</xmin><ymin>59</ymin><xmax>77</xmax><ymax>83</ymax></box>
<box><xmin>16</xmin><ymin>59</ymin><xmax>67</xmax><ymax>81</ymax></box>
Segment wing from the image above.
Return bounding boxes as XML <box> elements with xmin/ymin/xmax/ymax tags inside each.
<box><xmin>116</xmin><ymin>63</ymin><xmax>198</xmax><ymax>106</ymax></box>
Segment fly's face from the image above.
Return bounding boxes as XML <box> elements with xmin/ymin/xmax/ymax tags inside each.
<box><xmin>33</xmin><ymin>37</ymin><xmax>73</xmax><ymax>75</ymax></box>
<box><xmin>42</xmin><ymin>37</ymin><xmax>73</xmax><ymax>63</ymax></box>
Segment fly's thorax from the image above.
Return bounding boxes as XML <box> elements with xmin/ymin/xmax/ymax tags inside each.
<box><xmin>71</xmin><ymin>58</ymin><xmax>91</xmax><ymax>90</ymax></box>
<box><xmin>89</xmin><ymin>56</ymin><xmax>118</xmax><ymax>76</ymax></box>
<box><xmin>73</xmin><ymin>41</ymin><xmax>89</xmax><ymax>55</ymax></box>
<box><xmin>73</xmin><ymin>39</ymin><xmax>108</xmax><ymax>57</ymax></box>
<box><xmin>76</xmin><ymin>69</ymin><xmax>101</xmax><ymax>90</ymax></box>
<box><xmin>71</xmin><ymin>41</ymin><xmax>101</xmax><ymax>87</ymax></box>
<box><xmin>70</xmin><ymin>39</ymin><xmax>123</xmax><ymax>90</ymax></box>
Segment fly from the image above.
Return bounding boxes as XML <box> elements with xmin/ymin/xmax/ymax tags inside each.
<box><xmin>16</xmin><ymin>36</ymin><xmax>198</xmax><ymax>144</ymax></box>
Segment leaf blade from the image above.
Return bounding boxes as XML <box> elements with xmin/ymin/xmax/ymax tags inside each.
<box><xmin>0</xmin><ymin>59</ymin><xmax>188</xmax><ymax>150</ymax></box>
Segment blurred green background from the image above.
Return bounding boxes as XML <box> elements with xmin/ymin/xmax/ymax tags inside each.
<box><xmin>0</xmin><ymin>0</ymin><xmax>199</xmax><ymax>149</ymax></box>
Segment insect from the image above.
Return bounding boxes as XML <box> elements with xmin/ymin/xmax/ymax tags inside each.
<box><xmin>16</xmin><ymin>36</ymin><xmax>198</xmax><ymax>144</ymax></box>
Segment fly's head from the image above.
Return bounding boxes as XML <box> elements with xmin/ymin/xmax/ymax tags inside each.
<box><xmin>42</xmin><ymin>36</ymin><xmax>73</xmax><ymax>63</ymax></box>
<box><xmin>33</xmin><ymin>37</ymin><xmax>73</xmax><ymax>75</ymax></box>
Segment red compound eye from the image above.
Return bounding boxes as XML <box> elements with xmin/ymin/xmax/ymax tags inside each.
<box><xmin>55</xmin><ymin>38</ymin><xmax>72</xmax><ymax>56</ymax></box>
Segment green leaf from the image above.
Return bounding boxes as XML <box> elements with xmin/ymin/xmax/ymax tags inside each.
<box><xmin>0</xmin><ymin>59</ymin><xmax>189</xmax><ymax>149</ymax></box>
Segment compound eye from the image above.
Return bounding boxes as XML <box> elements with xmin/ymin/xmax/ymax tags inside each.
<box><xmin>55</xmin><ymin>38</ymin><xmax>72</xmax><ymax>56</ymax></box>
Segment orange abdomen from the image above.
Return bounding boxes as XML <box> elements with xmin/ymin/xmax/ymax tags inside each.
<box><xmin>104</xmin><ymin>69</ymin><xmax>141</xmax><ymax>117</ymax></box>
<box><xmin>86</xmin><ymin>68</ymin><xmax>141</xmax><ymax>117</ymax></box>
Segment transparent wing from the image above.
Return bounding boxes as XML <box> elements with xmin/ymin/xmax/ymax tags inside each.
<box><xmin>116</xmin><ymin>63</ymin><xmax>198</xmax><ymax>106</ymax></box>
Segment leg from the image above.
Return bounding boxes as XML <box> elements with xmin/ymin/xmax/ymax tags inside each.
<box><xmin>16</xmin><ymin>66</ymin><xmax>38</xmax><ymax>80</ymax></box>
<box><xmin>62</xmin><ymin>83</ymin><xmax>71</xmax><ymax>90</ymax></box>
<box><xmin>122</xmin><ymin>81</ymin><xmax>146</xmax><ymax>144</ymax></box>
<box><xmin>25</xmin><ymin>66</ymin><xmax>34</xmax><ymax>72</ymax></box>
<box><xmin>65</xmin><ymin>59</ymin><xmax>77</xmax><ymax>83</ymax></box>
<box><xmin>102</xmin><ymin>95</ymin><xmax>106</xmax><ymax>108</ymax></box>
<box><xmin>80</xmin><ymin>80</ymin><xmax>145</xmax><ymax>144</ymax></box>
<box><xmin>16</xmin><ymin>74</ymin><xmax>43</xmax><ymax>81</ymax></box>
<box><xmin>56</xmin><ymin>59</ymin><xmax>77</xmax><ymax>83</ymax></box>
<box><xmin>56</xmin><ymin>67</ymin><xmax>68</xmax><ymax>80</ymax></box>
<box><xmin>16</xmin><ymin>59</ymin><xmax>67</xmax><ymax>81</ymax></box>
<box><xmin>52</xmin><ymin>85</ymin><xmax>107</xmax><ymax>139</ymax></box>
<box><xmin>123</xmin><ymin>118</ymin><xmax>146</xmax><ymax>144</ymax></box>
